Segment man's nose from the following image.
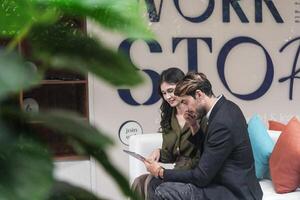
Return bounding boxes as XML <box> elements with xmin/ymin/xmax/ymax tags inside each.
<box><xmin>179</xmin><ymin>103</ymin><xmax>187</xmax><ymax>110</ymax></box>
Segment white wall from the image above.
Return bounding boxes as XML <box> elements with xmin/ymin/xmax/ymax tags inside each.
<box><xmin>87</xmin><ymin>1</ymin><xmax>300</xmax><ymax>199</ymax></box>
<box><xmin>54</xmin><ymin>159</ymin><xmax>95</xmax><ymax>192</ymax></box>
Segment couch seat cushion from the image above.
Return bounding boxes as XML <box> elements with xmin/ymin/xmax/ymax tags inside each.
<box><xmin>260</xmin><ymin>180</ymin><xmax>300</xmax><ymax>200</ymax></box>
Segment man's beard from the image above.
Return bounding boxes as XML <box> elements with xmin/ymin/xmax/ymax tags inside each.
<box><xmin>196</xmin><ymin>106</ymin><xmax>206</xmax><ymax>120</ymax></box>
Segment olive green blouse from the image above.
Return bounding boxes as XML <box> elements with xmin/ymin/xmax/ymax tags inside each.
<box><xmin>159</xmin><ymin>110</ymin><xmax>201</xmax><ymax>170</ymax></box>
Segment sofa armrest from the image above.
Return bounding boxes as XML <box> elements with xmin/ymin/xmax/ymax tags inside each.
<box><xmin>128</xmin><ymin>133</ymin><xmax>163</xmax><ymax>184</ymax></box>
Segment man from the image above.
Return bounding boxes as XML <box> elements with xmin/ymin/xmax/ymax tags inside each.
<box><xmin>145</xmin><ymin>72</ymin><xmax>262</xmax><ymax>200</ymax></box>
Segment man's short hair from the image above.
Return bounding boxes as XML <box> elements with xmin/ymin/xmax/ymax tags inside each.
<box><xmin>174</xmin><ymin>72</ymin><xmax>214</xmax><ymax>98</ymax></box>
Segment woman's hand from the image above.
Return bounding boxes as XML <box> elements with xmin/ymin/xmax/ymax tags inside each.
<box><xmin>148</xmin><ymin>148</ymin><xmax>160</xmax><ymax>162</ymax></box>
<box><xmin>144</xmin><ymin>160</ymin><xmax>162</xmax><ymax>178</ymax></box>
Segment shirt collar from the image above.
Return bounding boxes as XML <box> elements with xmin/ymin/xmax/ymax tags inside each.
<box><xmin>206</xmin><ymin>95</ymin><xmax>222</xmax><ymax>120</ymax></box>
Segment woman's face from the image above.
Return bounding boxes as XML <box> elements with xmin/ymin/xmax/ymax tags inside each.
<box><xmin>160</xmin><ymin>82</ymin><xmax>180</xmax><ymax>107</ymax></box>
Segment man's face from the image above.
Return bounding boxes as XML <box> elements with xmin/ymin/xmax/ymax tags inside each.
<box><xmin>180</xmin><ymin>94</ymin><xmax>206</xmax><ymax>119</ymax></box>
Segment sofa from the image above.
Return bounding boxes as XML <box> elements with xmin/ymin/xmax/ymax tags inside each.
<box><xmin>128</xmin><ymin>132</ymin><xmax>300</xmax><ymax>200</ymax></box>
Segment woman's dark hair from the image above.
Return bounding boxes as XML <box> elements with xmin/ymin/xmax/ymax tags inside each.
<box><xmin>159</xmin><ymin>68</ymin><xmax>185</xmax><ymax>133</ymax></box>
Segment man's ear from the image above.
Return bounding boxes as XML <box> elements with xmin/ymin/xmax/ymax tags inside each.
<box><xmin>195</xmin><ymin>90</ymin><xmax>202</xmax><ymax>99</ymax></box>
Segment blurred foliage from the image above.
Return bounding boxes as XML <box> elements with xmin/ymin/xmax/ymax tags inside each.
<box><xmin>0</xmin><ymin>0</ymin><xmax>152</xmax><ymax>199</ymax></box>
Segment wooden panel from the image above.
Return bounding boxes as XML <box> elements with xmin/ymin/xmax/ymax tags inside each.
<box><xmin>19</xmin><ymin>17</ymin><xmax>89</xmax><ymax>159</ymax></box>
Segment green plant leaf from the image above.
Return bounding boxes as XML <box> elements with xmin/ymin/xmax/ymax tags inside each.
<box><xmin>0</xmin><ymin>51</ymin><xmax>42</xmax><ymax>101</ymax></box>
<box><xmin>29</xmin><ymin>23</ymin><xmax>144</xmax><ymax>86</ymax></box>
<box><xmin>26</xmin><ymin>110</ymin><xmax>140</xmax><ymax>200</ymax></box>
<box><xmin>0</xmin><ymin>0</ymin><xmax>58</xmax><ymax>37</ymax></box>
<box><xmin>0</xmin><ymin>1</ymin><xmax>150</xmax><ymax>199</ymax></box>
<box><xmin>89</xmin><ymin>148</ymin><xmax>141</xmax><ymax>200</ymax></box>
<box><xmin>28</xmin><ymin>110</ymin><xmax>114</xmax><ymax>150</ymax></box>
<box><xmin>0</xmin><ymin>120</ymin><xmax>15</xmax><ymax>152</ymax></box>
<box><xmin>0</xmin><ymin>130</ymin><xmax>53</xmax><ymax>200</ymax></box>
<box><xmin>0</xmin><ymin>0</ymin><xmax>34</xmax><ymax>37</ymax></box>
<box><xmin>47</xmin><ymin>180</ymin><xmax>105</xmax><ymax>200</ymax></box>
<box><xmin>32</xmin><ymin>0</ymin><xmax>153</xmax><ymax>39</ymax></box>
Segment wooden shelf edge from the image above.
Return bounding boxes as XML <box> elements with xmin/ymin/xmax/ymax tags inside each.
<box><xmin>41</xmin><ymin>80</ymin><xmax>87</xmax><ymax>85</ymax></box>
<box><xmin>27</xmin><ymin>116</ymin><xmax>88</xmax><ymax>124</ymax></box>
<box><xmin>54</xmin><ymin>155</ymin><xmax>90</xmax><ymax>162</ymax></box>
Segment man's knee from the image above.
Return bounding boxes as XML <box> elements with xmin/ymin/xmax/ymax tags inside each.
<box><xmin>154</xmin><ymin>182</ymin><xmax>190</xmax><ymax>199</ymax></box>
<box><xmin>147</xmin><ymin>177</ymin><xmax>163</xmax><ymax>200</ymax></box>
<box><xmin>154</xmin><ymin>183</ymin><xmax>172</xmax><ymax>199</ymax></box>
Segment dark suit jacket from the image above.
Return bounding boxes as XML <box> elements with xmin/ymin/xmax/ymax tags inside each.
<box><xmin>163</xmin><ymin>96</ymin><xmax>263</xmax><ymax>200</ymax></box>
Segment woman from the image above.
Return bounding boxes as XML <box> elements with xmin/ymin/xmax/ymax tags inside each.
<box><xmin>131</xmin><ymin>68</ymin><xmax>201</xmax><ymax>199</ymax></box>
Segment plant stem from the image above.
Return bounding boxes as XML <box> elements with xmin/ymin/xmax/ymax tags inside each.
<box><xmin>6</xmin><ymin>23</ymin><xmax>32</xmax><ymax>53</ymax></box>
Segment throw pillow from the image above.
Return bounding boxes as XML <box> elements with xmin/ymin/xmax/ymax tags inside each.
<box><xmin>248</xmin><ymin>114</ymin><xmax>275</xmax><ymax>179</ymax></box>
<box><xmin>268</xmin><ymin>120</ymin><xmax>286</xmax><ymax>132</ymax></box>
<box><xmin>269</xmin><ymin>117</ymin><xmax>300</xmax><ymax>193</ymax></box>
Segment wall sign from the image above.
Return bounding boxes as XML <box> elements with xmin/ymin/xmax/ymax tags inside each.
<box><xmin>90</xmin><ymin>1</ymin><xmax>300</xmax><ymax>198</ymax></box>
<box><xmin>118</xmin><ymin>120</ymin><xmax>143</xmax><ymax>146</ymax></box>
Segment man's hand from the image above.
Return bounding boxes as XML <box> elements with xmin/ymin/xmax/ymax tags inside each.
<box><xmin>184</xmin><ymin>110</ymin><xmax>200</xmax><ymax>134</ymax></box>
<box><xmin>144</xmin><ymin>160</ymin><xmax>163</xmax><ymax>178</ymax></box>
<box><xmin>147</xmin><ymin>148</ymin><xmax>160</xmax><ymax>162</ymax></box>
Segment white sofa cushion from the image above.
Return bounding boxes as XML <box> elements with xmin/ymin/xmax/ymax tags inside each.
<box><xmin>267</xmin><ymin>130</ymin><xmax>281</xmax><ymax>143</ymax></box>
<box><xmin>260</xmin><ymin>180</ymin><xmax>300</xmax><ymax>200</ymax></box>
<box><xmin>128</xmin><ymin>133</ymin><xmax>163</xmax><ymax>184</ymax></box>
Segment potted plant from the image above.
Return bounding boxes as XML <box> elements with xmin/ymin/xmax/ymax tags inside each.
<box><xmin>0</xmin><ymin>0</ymin><xmax>152</xmax><ymax>199</ymax></box>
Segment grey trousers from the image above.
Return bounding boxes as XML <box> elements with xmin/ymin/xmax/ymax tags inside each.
<box><xmin>149</xmin><ymin>182</ymin><xmax>238</xmax><ymax>200</ymax></box>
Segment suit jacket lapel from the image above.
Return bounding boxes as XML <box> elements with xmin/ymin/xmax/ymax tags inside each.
<box><xmin>206</xmin><ymin>96</ymin><xmax>226</xmax><ymax>133</ymax></box>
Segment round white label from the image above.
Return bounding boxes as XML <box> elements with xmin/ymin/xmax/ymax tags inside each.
<box><xmin>23</xmin><ymin>98</ymin><xmax>39</xmax><ymax>113</ymax></box>
<box><xmin>118</xmin><ymin>120</ymin><xmax>143</xmax><ymax>146</ymax></box>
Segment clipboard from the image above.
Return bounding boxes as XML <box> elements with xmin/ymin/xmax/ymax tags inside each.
<box><xmin>123</xmin><ymin>150</ymin><xmax>147</xmax><ymax>162</ymax></box>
